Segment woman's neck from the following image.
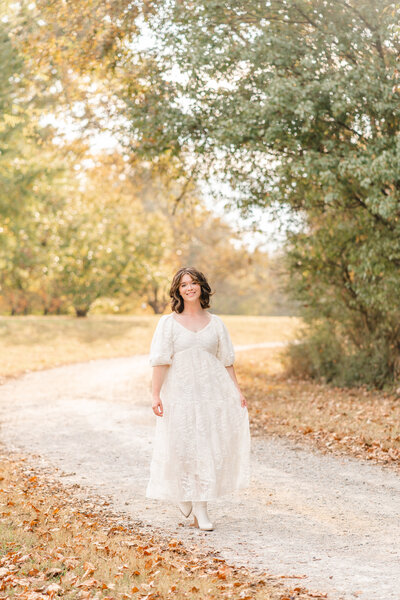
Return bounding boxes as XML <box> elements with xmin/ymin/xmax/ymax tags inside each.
<box><xmin>181</xmin><ymin>303</ymin><xmax>204</xmax><ymax>316</ymax></box>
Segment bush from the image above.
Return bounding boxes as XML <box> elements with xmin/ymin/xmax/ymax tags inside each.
<box><xmin>283</xmin><ymin>323</ymin><xmax>342</xmax><ymax>383</ymax></box>
<box><xmin>283</xmin><ymin>323</ymin><xmax>398</xmax><ymax>390</ymax></box>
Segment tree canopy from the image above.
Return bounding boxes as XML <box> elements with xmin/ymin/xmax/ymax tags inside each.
<box><xmin>121</xmin><ymin>0</ymin><xmax>400</xmax><ymax>386</ymax></box>
<box><xmin>1</xmin><ymin>1</ymin><xmax>286</xmax><ymax>318</ymax></box>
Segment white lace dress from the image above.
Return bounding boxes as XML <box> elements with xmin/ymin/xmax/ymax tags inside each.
<box><xmin>146</xmin><ymin>312</ymin><xmax>251</xmax><ymax>502</ymax></box>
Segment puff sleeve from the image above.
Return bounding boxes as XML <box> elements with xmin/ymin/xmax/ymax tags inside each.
<box><xmin>149</xmin><ymin>314</ymin><xmax>174</xmax><ymax>367</ymax></box>
<box><xmin>215</xmin><ymin>316</ymin><xmax>235</xmax><ymax>366</ymax></box>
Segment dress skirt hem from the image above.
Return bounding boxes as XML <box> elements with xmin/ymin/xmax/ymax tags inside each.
<box><xmin>145</xmin><ymin>473</ymin><xmax>250</xmax><ymax>502</ymax></box>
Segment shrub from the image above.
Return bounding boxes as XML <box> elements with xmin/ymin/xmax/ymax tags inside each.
<box><xmin>283</xmin><ymin>323</ymin><xmax>398</xmax><ymax>390</ymax></box>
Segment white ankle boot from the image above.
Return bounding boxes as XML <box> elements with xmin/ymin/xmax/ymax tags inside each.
<box><xmin>177</xmin><ymin>501</ymin><xmax>192</xmax><ymax>518</ymax></box>
<box><xmin>192</xmin><ymin>501</ymin><xmax>214</xmax><ymax>531</ymax></box>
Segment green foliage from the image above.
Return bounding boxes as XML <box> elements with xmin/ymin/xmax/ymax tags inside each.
<box><xmin>285</xmin><ymin>324</ymin><xmax>397</xmax><ymax>390</ymax></box>
<box><xmin>121</xmin><ymin>0</ymin><xmax>400</xmax><ymax>386</ymax></box>
<box><xmin>0</xmin><ymin>10</ymin><xmax>67</xmax><ymax>314</ymax></box>
<box><xmin>0</xmin><ymin>5</ymin><xmax>175</xmax><ymax>317</ymax></box>
<box><xmin>284</xmin><ymin>324</ymin><xmax>343</xmax><ymax>383</ymax></box>
<box><xmin>0</xmin><ymin>0</ymin><xmax>313</xmax><ymax>320</ymax></box>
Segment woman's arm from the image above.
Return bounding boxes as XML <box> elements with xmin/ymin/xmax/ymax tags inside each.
<box><xmin>225</xmin><ymin>365</ymin><xmax>247</xmax><ymax>408</ymax></box>
<box><xmin>152</xmin><ymin>365</ymin><xmax>169</xmax><ymax>416</ymax></box>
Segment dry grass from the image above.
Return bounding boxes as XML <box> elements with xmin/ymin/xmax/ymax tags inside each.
<box><xmin>0</xmin><ymin>316</ymin><xmax>156</xmax><ymax>379</ymax></box>
<box><xmin>236</xmin><ymin>348</ymin><xmax>400</xmax><ymax>469</ymax></box>
<box><xmin>0</xmin><ymin>453</ymin><xmax>322</xmax><ymax>600</ymax></box>
<box><xmin>221</xmin><ymin>316</ymin><xmax>301</xmax><ymax>345</ymax></box>
<box><xmin>0</xmin><ymin>315</ymin><xmax>301</xmax><ymax>379</ymax></box>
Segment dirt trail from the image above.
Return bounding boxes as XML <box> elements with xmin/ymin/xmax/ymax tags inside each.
<box><xmin>0</xmin><ymin>350</ymin><xmax>399</xmax><ymax>600</ymax></box>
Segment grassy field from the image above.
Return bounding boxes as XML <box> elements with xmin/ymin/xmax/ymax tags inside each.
<box><xmin>0</xmin><ymin>314</ymin><xmax>301</xmax><ymax>379</ymax></box>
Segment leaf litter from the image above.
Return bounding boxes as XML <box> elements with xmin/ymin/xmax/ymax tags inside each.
<box><xmin>237</xmin><ymin>349</ymin><xmax>400</xmax><ymax>471</ymax></box>
<box><xmin>0</xmin><ymin>451</ymin><xmax>328</xmax><ymax>600</ymax></box>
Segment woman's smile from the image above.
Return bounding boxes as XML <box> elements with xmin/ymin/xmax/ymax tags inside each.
<box><xmin>179</xmin><ymin>274</ymin><xmax>200</xmax><ymax>299</ymax></box>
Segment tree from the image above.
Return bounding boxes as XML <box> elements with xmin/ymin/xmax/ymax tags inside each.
<box><xmin>2</xmin><ymin>0</ymin><xmax>309</xmax><ymax>322</ymax></box>
<box><xmin>0</xmin><ymin>7</ymin><xmax>71</xmax><ymax>314</ymax></box>
<box><xmin>120</xmin><ymin>0</ymin><xmax>400</xmax><ymax>386</ymax></box>
<box><xmin>0</xmin><ymin>3</ymin><xmax>177</xmax><ymax>317</ymax></box>
<box><xmin>138</xmin><ymin>187</ymin><xmax>287</xmax><ymax>315</ymax></box>
<box><xmin>166</xmin><ymin>207</ymin><xmax>277</xmax><ymax>315</ymax></box>
<box><xmin>50</xmin><ymin>153</ymin><xmax>173</xmax><ymax>317</ymax></box>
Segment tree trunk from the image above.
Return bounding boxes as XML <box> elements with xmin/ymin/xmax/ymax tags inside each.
<box><xmin>148</xmin><ymin>285</ymin><xmax>168</xmax><ymax>314</ymax></box>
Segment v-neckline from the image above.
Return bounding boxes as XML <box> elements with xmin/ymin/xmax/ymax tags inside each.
<box><xmin>172</xmin><ymin>313</ymin><xmax>213</xmax><ymax>334</ymax></box>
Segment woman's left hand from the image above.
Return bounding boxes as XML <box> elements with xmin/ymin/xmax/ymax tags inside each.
<box><xmin>239</xmin><ymin>392</ymin><xmax>247</xmax><ymax>408</ymax></box>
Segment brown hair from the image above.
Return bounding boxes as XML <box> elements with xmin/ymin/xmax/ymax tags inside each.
<box><xmin>170</xmin><ymin>267</ymin><xmax>213</xmax><ymax>313</ymax></box>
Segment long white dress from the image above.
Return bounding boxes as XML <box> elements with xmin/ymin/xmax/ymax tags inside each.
<box><xmin>146</xmin><ymin>312</ymin><xmax>251</xmax><ymax>502</ymax></box>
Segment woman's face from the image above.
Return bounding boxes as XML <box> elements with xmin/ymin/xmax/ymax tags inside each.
<box><xmin>179</xmin><ymin>273</ymin><xmax>201</xmax><ymax>303</ymax></box>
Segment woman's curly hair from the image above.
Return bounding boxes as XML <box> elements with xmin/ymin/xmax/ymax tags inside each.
<box><xmin>170</xmin><ymin>267</ymin><xmax>213</xmax><ymax>313</ymax></box>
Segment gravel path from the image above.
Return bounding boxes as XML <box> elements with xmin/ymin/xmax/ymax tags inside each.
<box><xmin>0</xmin><ymin>351</ymin><xmax>399</xmax><ymax>600</ymax></box>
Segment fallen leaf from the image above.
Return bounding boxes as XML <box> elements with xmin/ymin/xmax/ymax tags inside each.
<box><xmin>46</xmin><ymin>582</ymin><xmax>62</xmax><ymax>594</ymax></box>
<box><xmin>46</xmin><ymin>567</ymin><xmax>63</xmax><ymax>578</ymax></box>
<box><xmin>76</xmin><ymin>578</ymin><xmax>99</xmax><ymax>589</ymax></box>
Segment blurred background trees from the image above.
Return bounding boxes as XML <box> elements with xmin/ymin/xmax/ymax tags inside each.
<box><xmin>3</xmin><ymin>0</ymin><xmax>400</xmax><ymax>387</ymax></box>
<box><xmin>0</xmin><ymin>0</ymin><xmax>290</xmax><ymax>319</ymax></box>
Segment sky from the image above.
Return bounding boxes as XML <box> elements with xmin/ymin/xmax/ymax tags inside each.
<box><xmin>39</xmin><ymin>17</ymin><xmax>295</xmax><ymax>256</ymax></box>
<box><xmin>128</xmin><ymin>18</ymin><xmax>294</xmax><ymax>254</ymax></box>
<box><xmin>40</xmin><ymin>106</ymin><xmax>291</xmax><ymax>255</ymax></box>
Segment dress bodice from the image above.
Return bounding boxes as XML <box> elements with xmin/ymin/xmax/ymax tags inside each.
<box><xmin>172</xmin><ymin>314</ymin><xmax>218</xmax><ymax>357</ymax></box>
<box><xmin>149</xmin><ymin>312</ymin><xmax>235</xmax><ymax>367</ymax></box>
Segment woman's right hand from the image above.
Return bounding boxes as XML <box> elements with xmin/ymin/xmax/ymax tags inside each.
<box><xmin>152</xmin><ymin>396</ymin><xmax>163</xmax><ymax>417</ymax></box>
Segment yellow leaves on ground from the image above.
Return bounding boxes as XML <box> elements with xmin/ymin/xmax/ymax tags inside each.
<box><xmin>0</xmin><ymin>454</ymin><xmax>324</xmax><ymax>600</ymax></box>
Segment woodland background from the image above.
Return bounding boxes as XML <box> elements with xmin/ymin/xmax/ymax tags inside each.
<box><xmin>0</xmin><ymin>0</ymin><xmax>294</xmax><ymax>320</ymax></box>
<box><xmin>1</xmin><ymin>0</ymin><xmax>400</xmax><ymax>388</ymax></box>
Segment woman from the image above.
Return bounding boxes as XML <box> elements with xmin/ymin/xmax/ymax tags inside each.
<box><xmin>145</xmin><ymin>267</ymin><xmax>251</xmax><ymax>531</ymax></box>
